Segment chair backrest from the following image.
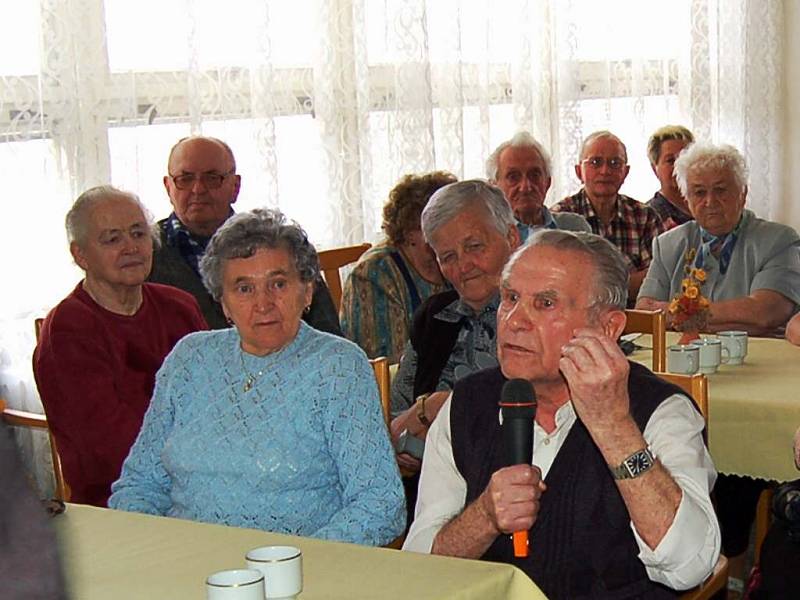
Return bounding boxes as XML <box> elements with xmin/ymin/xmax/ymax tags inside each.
<box><xmin>651</xmin><ymin>374</ymin><xmax>728</xmax><ymax>600</ymax></box>
<box><xmin>369</xmin><ymin>357</ymin><xmax>391</xmax><ymax>429</ymax></box>
<box><xmin>623</xmin><ymin>309</ymin><xmax>666</xmax><ymax>372</ymax></box>
<box><xmin>0</xmin><ymin>398</ymin><xmax>69</xmax><ymax>502</ymax></box>
<box><xmin>318</xmin><ymin>243</ymin><xmax>372</xmax><ymax>312</ymax></box>
<box><xmin>654</xmin><ymin>372</ymin><xmax>708</xmax><ymax>421</ymax></box>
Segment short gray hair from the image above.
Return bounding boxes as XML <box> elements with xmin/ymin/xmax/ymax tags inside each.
<box><xmin>66</xmin><ymin>185</ymin><xmax>155</xmax><ymax>246</ymax></box>
<box><xmin>503</xmin><ymin>229</ymin><xmax>628</xmax><ymax>314</ymax></box>
<box><xmin>200</xmin><ymin>208</ymin><xmax>319</xmax><ymax>302</ymax></box>
<box><xmin>579</xmin><ymin>130</ymin><xmax>628</xmax><ymax>163</ymax></box>
<box><xmin>485</xmin><ymin>131</ymin><xmax>552</xmax><ymax>180</ymax></box>
<box><xmin>673</xmin><ymin>143</ymin><xmax>748</xmax><ymax>198</ymax></box>
<box><xmin>421</xmin><ymin>179</ymin><xmax>516</xmax><ymax>243</ymax></box>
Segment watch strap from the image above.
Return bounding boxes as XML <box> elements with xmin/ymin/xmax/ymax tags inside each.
<box><xmin>415</xmin><ymin>393</ymin><xmax>432</xmax><ymax>427</ymax></box>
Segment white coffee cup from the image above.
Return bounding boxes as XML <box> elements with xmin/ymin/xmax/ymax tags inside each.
<box><xmin>206</xmin><ymin>569</ymin><xmax>264</xmax><ymax>600</ymax></box>
<box><xmin>717</xmin><ymin>331</ymin><xmax>748</xmax><ymax>365</ymax></box>
<box><xmin>690</xmin><ymin>338</ymin><xmax>728</xmax><ymax>374</ymax></box>
<box><xmin>246</xmin><ymin>546</ymin><xmax>303</xmax><ymax>599</ymax></box>
<box><xmin>667</xmin><ymin>344</ymin><xmax>700</xmax><ymax>374</ymax></box>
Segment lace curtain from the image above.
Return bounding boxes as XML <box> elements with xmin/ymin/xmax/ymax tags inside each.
<box><xmin>0</xmin><ymin>0</ymin><xmax>784</xmax><ymax>488</ymax></box>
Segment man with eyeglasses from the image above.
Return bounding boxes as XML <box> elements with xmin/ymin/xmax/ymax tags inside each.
<box><xmin>552</xmin><ymin>130</ymin><xmax>664</xmax><ymax>301</ymax></box>
<box><xmin>150</xmin><ymin>136</ymin><xmax>342</xmax><ymax>334</ymax></box>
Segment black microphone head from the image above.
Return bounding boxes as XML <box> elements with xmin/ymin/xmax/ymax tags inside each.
<box><xmin>500</xmin><ymin>378</ymin><xmax>536</xmax><ymax>420</ymax></box>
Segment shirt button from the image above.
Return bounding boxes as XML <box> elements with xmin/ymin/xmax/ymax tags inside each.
<box><xmin>544</xmin><ymin>438</ymin><xmax>551</xmax><ymax>445</ymax></box>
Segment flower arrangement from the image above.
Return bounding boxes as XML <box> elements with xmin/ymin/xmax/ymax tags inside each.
<box><xmin>667</xmin><ymin>249</ymin><xmax>710</xmax><ymax>343</ymax></box>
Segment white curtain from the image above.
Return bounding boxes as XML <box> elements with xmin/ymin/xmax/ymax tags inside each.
<box><xmin>0</xmin><ymin>0</ymin><xmax>784</xmax><ymax>485</ymax></box>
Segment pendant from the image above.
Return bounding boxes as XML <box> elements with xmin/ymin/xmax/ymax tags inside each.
<box><xmin>243</xmin><ymin>375</ymin><xmax>255</xmax><ymax>392</ymax></box>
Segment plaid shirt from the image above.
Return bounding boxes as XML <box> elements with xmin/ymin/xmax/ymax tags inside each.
<box><xmin>647</xmin><ymin>191</ymin><xmax>693</xmax><ymax>231</ymax></box>
<box><xmin>552</xmin><ymin>189</ymin><xmax>664</xmax><ymax>271</ymax></box>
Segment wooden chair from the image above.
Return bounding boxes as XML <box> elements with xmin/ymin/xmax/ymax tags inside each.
<box><xmin>0</xmin><ymin>398</ymin><xmax>69</xmax><ymax>502</ymax></box>
<box><xmin>318</xmin><ymin>243</ymin><xmax>371</xmax><ymax>312</ymax></box>
<box><xmin>370</xmin><ymin>356</ymin><xmax>391</xmax><ymax>429</ymax></box>
<box><xmin>655</xmin><ymin>373</ymin><xmax>728</xmax><ymax>600</ymax></box>
<box><xmin>369</xmin><ymin>357</ymin><xmax>406</xmax><ymax>549</ymax></box>
<box><xmin>624</xmin><ymin>309</ymin><xmax>666</xmax><ymax>372</ymax></box>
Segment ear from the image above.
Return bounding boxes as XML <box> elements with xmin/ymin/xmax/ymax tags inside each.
<box><xmin>574</xmin><ymin>163</ymin><xmax>584</xmax><ymax>183</ymax></box>
<box><xmin>70</xmin><ymin>241</ymin><xmax>89</xmax><ymax>271</ymax></box>
<box><xmin>230</xmin><ymin>174</ymin><xmax>242</xmax><ymax>205</ymax></box>
<box><xmin>303</xmin><ymin>280</ymin><xmax>314</xmax><ymax>310</ymax></box>
<box><xmin>544</xmin><ymin>176</ymin><xmax>552</xmax><ymax>195</ymax></box>
<box><xmin>603</xmin><ymin>309</ymin><xmax>627</xmax><ymax>341</ymax></box>
<box><xmin>650</xmin><ymin>162</ymin><xmax>658</xmax><ymax>177</ymax></box>
<box><xmin>507</xmin><ymin>223</ymin><xmax>522</xmax><ymax>251</ymax></box>
<box><xmin>620</xmin><ymin>164</ymin><xmax>631</xmax><ymax>184</ymax></box>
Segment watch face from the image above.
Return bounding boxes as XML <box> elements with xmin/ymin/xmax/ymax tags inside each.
<box><xmin>625</xmin><ymin>450</ymin><xmax>654</xmax><ymax>477</ymax></box>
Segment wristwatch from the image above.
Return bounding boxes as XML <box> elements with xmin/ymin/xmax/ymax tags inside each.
<box><xmin>609</xmin><ymin>447</ymin><xmax>656</xmax><ymax>480</ymax></box>
<box><xmin>415</xmin><ymin>393</ymin><xmax>432</xmax><ymax>427</ymax></box>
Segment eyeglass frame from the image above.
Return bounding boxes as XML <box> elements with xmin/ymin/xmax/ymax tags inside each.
<box><xmin>168</xmin><ymin>170</ymin><xmax>237</xmax><ymax>191</ymax></box>
<box><xmin>581</xmin><ymin>156</ymin><xmax>627</xmax><ymax>171</ymax></box>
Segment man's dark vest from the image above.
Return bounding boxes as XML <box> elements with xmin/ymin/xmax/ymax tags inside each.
<box><xmin>409</xmin><ymin>289</ymin><xmax>461</xmax><ymax>398</ymax></box>
<box><xmin>451</xmin><ymin>363</ymin><xmax>690</xmax><ymax>599</ymax></box>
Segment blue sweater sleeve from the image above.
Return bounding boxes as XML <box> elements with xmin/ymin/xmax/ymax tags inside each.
<box><xmin>312</xmin><ymin>348</ymin><xmax>406</xmax><ymax>544</ymax></box>
<box><xmin>108</xmin><ymin>344</ymin><xmax>181</xmax><ymax>515</ymax></box>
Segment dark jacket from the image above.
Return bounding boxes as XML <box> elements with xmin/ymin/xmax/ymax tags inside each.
<box><xmin>149</xmin><ymin>222</ymin><xmax>342</xmax><ymax>335</ymax></box>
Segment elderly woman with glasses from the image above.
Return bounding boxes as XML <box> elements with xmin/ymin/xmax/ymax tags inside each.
<box><xmin>637</xmin><ymin>142</ymin><xmax>800</xmax><ymax>335</ymax></box>
<box><xmin>109</xmin><ymin>208</ymin><xmax>405</xmax><ymax>546</ymax></box>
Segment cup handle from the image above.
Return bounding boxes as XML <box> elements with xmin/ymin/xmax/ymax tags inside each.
<box><xmin>720</xmin><ymin>345</ymin><xmax>730</xmax><ymax>364</ymax></box>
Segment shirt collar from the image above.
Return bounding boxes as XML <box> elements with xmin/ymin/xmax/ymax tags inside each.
<box><xmin>435</xmin><ymin>292</ymin><xmax>500</xmax><ymax>323</ymax></box>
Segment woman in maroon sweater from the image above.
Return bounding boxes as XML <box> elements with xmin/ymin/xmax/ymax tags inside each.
<box><xmin>33</xmin><ymin>186</ymin><xmax>207</xmax><ymax>506</ymax></box>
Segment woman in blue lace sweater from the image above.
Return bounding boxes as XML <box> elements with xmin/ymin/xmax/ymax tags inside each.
<box><xmin>109</xmin><ymin>209</ymin><xmax>405</xmax><ymax>546</ymax></box>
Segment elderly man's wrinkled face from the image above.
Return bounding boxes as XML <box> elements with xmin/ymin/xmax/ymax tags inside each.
<box><xmin>497</xmin><ymin>246</ymin><xmax>608</xmax><ymax>385</ymax></box>
<box><xmin>164</xmin><ymin>138</ymin><xmax>241</xmax><ymax>237</ymax></box>
<box><xmin>428</xmin><ymin>206</ymin><xmax>520</xmax><ymax>311</ymax></box>
<box><xmin>495</xmin><ymin>146</ymin><xmax>552</xmax><ymax>225</ymax></box>
<box><xmin>653</xmin><ymin>139</ymin><xmax>690</xmax><ymax>198</ymax></box>
<box><xmin>220</xmin><ymin>247</ymin><xmax>313</xmax><ymax>356</ymax></box>
<box><xmin>70</xmin><ymin>197</ymin><xmax>153</xmax><ymax>289</ymax></box>
<box><xmin>686</xmin><ymin>167</ymin><xmax>746</xmax><ymax>237</ymax></box>
<box><xmin>576</xmin><ymin>136</ymin><xmax>630</xmax><ymax>202</ymax></box>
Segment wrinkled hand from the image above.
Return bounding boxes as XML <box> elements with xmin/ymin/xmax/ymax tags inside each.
<box><xmin>559</xmin><ymin>328</ymin><xmax>631</xmax><ymax>433</ymax></box>
<box><xmin>397</xmin><ymin>453</ymin><xmax>421</xmax><ymax>473</ymax></box>
<box><xmin>479</xmin><ymin>465</ymin><xmax>546</xmax><ymax>535</ymax></box>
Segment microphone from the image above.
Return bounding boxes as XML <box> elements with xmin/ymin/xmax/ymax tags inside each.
<box><xmin>500</xmin><ymin>378</ymin><xmax>537</xmax><ymax>558</ymax></box>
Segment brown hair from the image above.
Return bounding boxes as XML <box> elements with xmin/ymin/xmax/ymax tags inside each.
<box><xmin>383</xmin><ymin>171</ymin><xmax>457</xmax><ymax>246</ymax></box>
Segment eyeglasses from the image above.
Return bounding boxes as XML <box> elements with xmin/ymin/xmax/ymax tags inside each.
<box><xmin>169</xmin><ymin>171</ymin><xmax>235</xmax><ymax>190</ymax></box>
<box><xmin>582</xmin><ymin>156</ymin><xmax>626</xmax><ymax>170</ymax></box>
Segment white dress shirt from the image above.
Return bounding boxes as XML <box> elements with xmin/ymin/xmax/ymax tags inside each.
<box><xmin>403</xmin><ymin>392</ymin><xmax>721</xmax><ymax>591</ymax></box>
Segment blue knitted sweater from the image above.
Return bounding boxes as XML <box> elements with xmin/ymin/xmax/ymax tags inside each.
<box><xmin>109</xmin><ymin>323</ymin><xmax>405</xmax><ymax>545</ymax></box>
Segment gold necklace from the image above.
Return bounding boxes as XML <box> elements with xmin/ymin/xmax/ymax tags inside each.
<box><xmin>240</xmin><ymin>351</ymin><xmax>266</xmax><ymax>392</ymax></box>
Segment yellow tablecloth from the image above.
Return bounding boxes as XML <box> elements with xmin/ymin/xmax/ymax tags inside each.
<box><xmin>55</xmin><ymin>505</ymin><xmax>545</xmax><ymax>600</ymax></box>
<box><xmin>633</xmin><ymin>334</ymin><xmax>800</xmax><ymax>482</ymax></box>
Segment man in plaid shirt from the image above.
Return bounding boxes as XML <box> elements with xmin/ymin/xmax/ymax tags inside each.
<box><xmin>552</xmin><ymin>130</ymin><xmax>664</xmax><ymax>302</ymax></box>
